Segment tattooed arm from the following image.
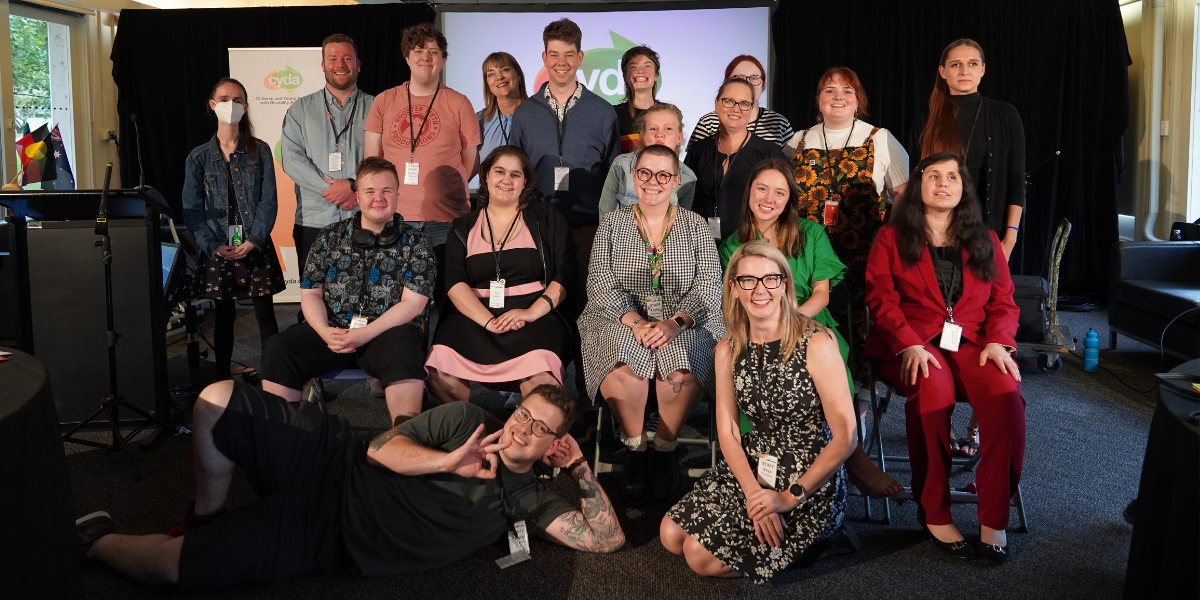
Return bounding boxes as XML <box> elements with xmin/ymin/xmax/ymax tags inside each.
<box><xmin>541</xmin><ymin>436</ymin><xmax>626</xmax><ymax>553</ymax></box>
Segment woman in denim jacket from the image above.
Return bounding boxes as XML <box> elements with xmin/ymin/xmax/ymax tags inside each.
<box><xmin>181</xmin><ymin>77</ymin><xmax>283</xmax><ymax>379</ymax></box>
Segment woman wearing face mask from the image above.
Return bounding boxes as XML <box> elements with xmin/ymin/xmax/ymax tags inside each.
<box><xmin>181</xmin><ymin>77</ymin><xmax>283</xmax><ymax>380</ymax></box>
<box><xmin>687</xmin><ymin>55</ymin><xmax>794</xmax><ymax>151</ymax></box>
<box><xmin>579</xmin><ymin>144</ymin><xmax>724</xmax><ymax>508</ymax></box>
<box><xmin>685</xmin><ymin>78</ymin><xmax>788</xmax><ymax>241</ymax></box>
<box><xmin>717</xmin><ymin>158</ymin><xmax>902</xmax><ymax>498</ymax></box>
<box><xmin>660</xmin><ymin>241</ymin><xmax>855</xmax><ymax>581</ymax></box>
<box><xmin>598</xmin><ymin>103</ymin><xmax>696</xmax><ymax>218</ymax></box>
<box><xmin>784</xmin><ymin>67</ymin><xmax>909</xmax><ymax>383</ymax></box>
<box><xmin>614</xmin><ymin>45</ymin><xmax>661</xmax><ymax>154</ymax></box>
<box><xmin>425</xmin><ymin>146</ymin><xmax>574</xmax><ymax>402</ymax></box>
<box><xmin>476</xmin><ymin>52</ymin><xmax>528</xmax><ymax>166</ymax></box>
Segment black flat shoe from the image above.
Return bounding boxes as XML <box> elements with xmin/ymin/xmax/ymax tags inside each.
<box><xmin>650</xmin><ymin>447</ymin><xmax>682</xmax><ymax>509</ymax></box>
<box><xmin>924</xmin><ymin>526</ymin><xmax>977</xmax><ymax>559</ymax></box>
<box><xmin>623</xmin><ymin>449</ymin><xmax>649</xmax><ymax>506</ymax></box>
<box><xmin>979</xmin><ymin>541</ymin><xmax>1008</xmax><ymax>563</ymax></box>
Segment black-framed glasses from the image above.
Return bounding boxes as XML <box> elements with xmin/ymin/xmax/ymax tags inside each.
<box><xmin>633</xmin><ymin>168</ymin><xmax>677</xmax><ymax>185</ymax></box>
<box><xmin>513</xmin><ymin>405</ymin><xmax>555</xmax><ymax>438</ymax></box>
<box><xmin>734</xmin><ymin>273</ymin><xmax>785</xmax><ymax>290</ymax></box>
<box><xmin>719</xmin><ymin>97</ymin><xmax>754</xmax><ymax>111</ymax></box>
<box><xmin>733</xmin><ymin>74</ymin><xmax>764</xmax><ymax>85</ymax></box>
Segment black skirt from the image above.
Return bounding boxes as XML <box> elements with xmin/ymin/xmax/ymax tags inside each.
<box><xmin>194</xmin><ymin>243</ymin><xmax>286</xmax><ymax>301</ymax></box>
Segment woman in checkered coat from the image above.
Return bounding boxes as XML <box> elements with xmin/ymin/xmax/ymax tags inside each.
<box><xmin>578</xmin><ymin>144</ymin><xmax>725</xmax><ymax>508</ymax></box>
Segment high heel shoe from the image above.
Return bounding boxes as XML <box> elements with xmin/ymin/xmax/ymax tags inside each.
<box><xmin>924</xmin><ymin>526</ymin><xmax>977</xmax><ymax>559</ymax></box>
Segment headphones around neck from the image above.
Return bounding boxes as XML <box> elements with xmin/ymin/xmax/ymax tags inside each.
<box><xmin>352</xmin><ymin>211</ymin><xmax>402</xmax><ymax>250</ymax></box>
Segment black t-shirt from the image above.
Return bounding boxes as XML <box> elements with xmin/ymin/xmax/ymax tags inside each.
<box><xmin>339</xmin><ymin>402</ymin><xmax>573</xmax><ymax>577</ymax></box>
<box><xmin>683</xmin><ymin>133</ymin><xmax>789</xmax><ymax>239</ymax></box>
<box><xmin>929</xmin><ymin>244</ymin><xmax>963</xmax><ymax>306</ymax></box>
<box><xmin>614</xmin><ymin>102</ymin><xmax>648</xmax><ymax>154</ymax></box>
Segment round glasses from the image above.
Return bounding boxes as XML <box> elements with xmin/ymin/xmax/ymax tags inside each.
<box><xmin>733</xmin><ymin>274</ymin><xmax>784</xmax><ymax>290</ymax></box>
<box><xmin>513</xmin><ymin>406</ymin><xmax>555</xmax><ymax>438</ymax></box>
<box><xmin>633</xmin><ymin>168</ymin><xmax>677</xmax><ymax>185</ymax></box>
<box><xmin>733</xmin><ymin>74</ymin><xmax>764</xmax><ymax>85</ymax></box>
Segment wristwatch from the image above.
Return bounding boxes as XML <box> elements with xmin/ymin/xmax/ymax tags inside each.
<box><xmin>789</xmin><ymin>482</ymin><xmax>807</xmax><ymax>504</ymax></box>
<box><xmin>347</xmin><ymin>177</ymin><xmax>356</xmax><ymax>192</ymax></box>
<box><xmin>672</xmin><ymin>315</ymin><xmax>688</xmax><ymax>330</ymax></box>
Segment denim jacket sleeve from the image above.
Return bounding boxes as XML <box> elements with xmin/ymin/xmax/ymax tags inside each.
<box><xmin>181</xmin><ymin>151</ymin><xmax>220</xmax><ymax>256</ymax></box>
<box><xmin>597</xmin><ymin>158</ymin><xmax>625</xmax><ymax>218</ymax></box>
<box><xmin>248</xmin><ymin>142</ymin><xmax>278</xmax><ymax>249</ymax></box>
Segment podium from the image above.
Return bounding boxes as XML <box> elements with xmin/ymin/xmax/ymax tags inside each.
<box><xmin>0</xmin><ymin>189</ymin><xmax>173</xmax><ymax>425</ymax></box>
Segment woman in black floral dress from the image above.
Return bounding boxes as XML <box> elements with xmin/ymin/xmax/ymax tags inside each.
<box><xmin>661</xmin><ymin>240</ymin><xmax>857</xmax><ymax>582</ymax></box>
<box><xmin>181</xmin><ymin>78</ymin><xmax>285</xmax><ymax>378</ymax></box>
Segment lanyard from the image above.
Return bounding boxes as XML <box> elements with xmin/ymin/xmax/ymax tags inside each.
<box><xmin>932</xmin><ymin>244</ymin><xmax>961</xmax><ymax>321</ymax></box>
<box><xmin>323</xmin><ymin>88</ymin><xmax>358</xmax><ymax>148</ymax></box>
<box><xmin>407</xmin><ymin>82</ymin><xmax>442</xmax><ymax>162</ymax></box>
<box><xmin>820</xmin><ymin>118</ymin><xmax>857</xmax><ymax>193</ymax></box>
<box><xmin>497</xmin><ymin>113</ymin><xmax>511</xmax><ymax>145</ymax></box>
<box><xmin>484</xmin><ymin>208</ymin><xmax>522</xmax><ymax>281</ymax></box>
<box><xmin>554</xmin><ymin>108</ymin><xmax>568</xmax><ymax>167</ymax></box>
<box><xmin>634</xmin><ymin>203</ymin><xmax>675</xmax><ymax>290</ymax></box>
<box><xmin>712</xmin><ymin>129</ymin><xmax>750</xmax><ymax>213</ymax></box>
<box><xmin>962</xmin><ymin>97</ymin><xmax>984</xmax><ymax>157</ymax></box>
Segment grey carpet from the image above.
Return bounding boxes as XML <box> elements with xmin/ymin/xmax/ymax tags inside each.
<box><xmin>66</xmin><ymin>305</ymin><xmax>1172</xmax><ymax>599</ymax></box>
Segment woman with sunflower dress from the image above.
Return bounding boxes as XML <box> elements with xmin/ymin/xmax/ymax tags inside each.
<box><xmin>784</xmin><ymin>67</ymin><xmax>909</xmax><ymax>379</ymax></box>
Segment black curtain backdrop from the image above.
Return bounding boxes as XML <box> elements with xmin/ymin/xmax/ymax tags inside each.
<box><xmin>110</xmin><ymin>4</ymin><xmax>436</xmax><ymax>221</ymax></box>
<box><xmin>771</xmin><ymin>0</ymin><xmax>1129</xmax><ymax>297</ymax></box>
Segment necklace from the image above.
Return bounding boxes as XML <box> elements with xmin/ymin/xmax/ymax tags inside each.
<box><xmin>635</xmin><ymin>203</ymin><xmax>675</xmax><ymax>289</ymax></box>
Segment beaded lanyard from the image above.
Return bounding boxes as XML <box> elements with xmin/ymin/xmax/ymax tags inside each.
<box><xmin>635</xmin><ymin>203</ymin><xmax>675</xmax><ymax>289</ymax></box>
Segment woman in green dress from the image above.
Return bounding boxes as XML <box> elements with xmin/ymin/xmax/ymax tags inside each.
<box><xmin>719</xmin><ymin>157</ymin><xmax>901</xmax><ymax>498</ymax></box>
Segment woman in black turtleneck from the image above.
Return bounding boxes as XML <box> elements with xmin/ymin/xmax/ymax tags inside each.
<box><xmin>909</xmin><ymin>39</ymin><xmax>1025</xmax><ymax>262</ymax></box>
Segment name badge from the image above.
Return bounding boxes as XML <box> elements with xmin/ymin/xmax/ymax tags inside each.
<box><xmin>707</xmin><ymin>217</ymin><xmax>721</xmax><ymax>239</ymax></box>
<box><xmin>228</xmin><ymin>224</ymin><xmax>244</xmax><ymax>247</ymax></box>
<box><xmin>328</xmin><ymin>152</ymin><xmax>343</xmax><ymax>172</ymax></box>
<box><xmin>823</xmin><ymin>200</ymin><xmax>840</xmax><ymax>227</ymax></box>
<box><xmin>756</xmin><ymin>453</ymin><xmax>779</xmax><ymax>488</ymax></box>
<box><xmin>553</xmin><ymin>166</ymin><xmax>570</xmax><ymax>191</ymax></box>
<box><xmin>349</xmin><ymin>315</ymin><xmax>368</xmax><ymax>330</ymax></box>
<box><xmin>404</xmin><ymin>162</ymin><xmax>420</xmax><ymax>186</ymax></box>
<box><xmin>507</xmin><ymin>520</ymin><xmax>530</xmax><ymax>555</ymax></box>
<box><xmin>489</xmin><ymin>279</ymin><xmax>506</xmax><ymax>309</ymax></box>
<box><xmin>646</xmin><ymin>295</ymin><xmax>664</xmax><ymax>321</ymax></box>
<box><xmin>939</xmin><ymin>320</ymin><xmax>963</xmax><ymax>352</ymax></box>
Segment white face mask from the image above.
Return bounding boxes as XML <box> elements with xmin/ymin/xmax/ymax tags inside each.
<box><xmin>213</xmin><ymin>101</ymin><xmax>245</xmax><ymax>125</ymax></box>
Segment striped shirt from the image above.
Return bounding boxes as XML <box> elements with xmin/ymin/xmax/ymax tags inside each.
<box><xmin>685</xmin><ymin>108</ymin><xmax>794</xmax><ymax>152</ymax></box>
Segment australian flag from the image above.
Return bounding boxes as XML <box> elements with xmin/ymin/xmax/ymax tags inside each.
<box><xmin>15</xmin><ymin>123</ymin><xmax>74</xmax><ymax>189</ymax></box>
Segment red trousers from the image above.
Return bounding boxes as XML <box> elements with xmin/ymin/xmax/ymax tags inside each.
<box><xmin>874</xmin><ymin>340</ymin><xmax>1025</xmax><ymax>530</ymax></box>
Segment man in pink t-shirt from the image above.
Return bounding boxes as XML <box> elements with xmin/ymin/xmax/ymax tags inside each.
<box><xmin>365</xmin><ymin>23</ymin><xmax>480</xmax><ymax>249</ymax></box>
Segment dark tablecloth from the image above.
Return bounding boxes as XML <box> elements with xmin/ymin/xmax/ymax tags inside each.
<box><xmin>1124</xmin><ymin>359</ymin><xmax>1199</xmax><ymax>599</ymax></box>
<box><xmin>0</xmin><ymin>347</ymin><xmax>84</xmax><ymax>599</ymax></box>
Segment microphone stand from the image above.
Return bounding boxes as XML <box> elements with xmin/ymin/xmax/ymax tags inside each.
<box><xmin>61</xmin><ymin>163</ymin><xmax>179</xmax><ymax>480</ymax></box>
<box><xmin>1019</xmin><ymin>150</ymin><xmax>1061</xmax><ymax>273</ymax></box>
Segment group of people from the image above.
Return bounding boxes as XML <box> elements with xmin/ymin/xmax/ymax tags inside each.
<box><xmin>82</xmin><ymin>18</ymin><xmax>1029</xmax><ymax>590</ymax></box>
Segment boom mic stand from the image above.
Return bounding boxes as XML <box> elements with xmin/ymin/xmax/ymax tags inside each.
<box><xmin>62</xmin><ymin>163</ymin><xmax>180</xmax><ymax>480</ymax></box>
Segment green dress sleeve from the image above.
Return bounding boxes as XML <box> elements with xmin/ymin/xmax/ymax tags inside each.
<box><xmin>717</xmin><ymin>234</ymin><xmax>740</xmax><ymax>273</ymax></box>
<box><xmin>803</xmin><ymin>219</ymin><xmax>846</xmax><ymax>288</ymax></box>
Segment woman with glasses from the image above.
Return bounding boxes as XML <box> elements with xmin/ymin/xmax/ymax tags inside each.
<box><xmin>181</xmin><ymin>77</ymin><xmax>283</xmax><ymax>381</ymax></box>
<box><xmin>614</xmin><ymin>45</ymin><xmax>661</xmax><ymax>154</ymax></box>
<box><xmin>425</xmin><ymin>146</ymin><xmax>574</xmax><ymax>403</ymax></box>
<box><xmin>864</xmin><ymin>152</ymin><xmax>1023</xmax><ymax>563</ymax></box>
<box><xmin>661</xmin><ymin>241</ymin><xmax>855</xmax><ymax>581</ymax></box>
<box><xmin>685</xmin><ymin>78</ymin><xmax>788</xmax><ymax>241</ymax></box>
<box><xmin>579</xmin><ymin>144</ymin><xmax>724</xmax><ymax>508</ymax></box>
<box><xmin>599</xmin><ymin>103</ymin><xmax>696</xmax><ymax>218</ymax></box>
<box><xmin>718</xmin><ymin>158</ymin><xmax>902</xmax><ymax>498</ymax></box>
<box><xmin>476</xmin><ymin>52</ymin><xmax>528</xmax><ymax>169</ymax></box>
<box><xmin>784</xmin><ymin>66</ymin><xmax>909</xmax><ymax>382</ymax></box>
<box><xmin>687</xmin><ymin>55</ymin><xmax>793</xmax><ymax>151</ymax></box>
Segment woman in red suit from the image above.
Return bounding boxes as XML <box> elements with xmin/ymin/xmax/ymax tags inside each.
<box><xmin>864</xmin><ymin>152</ymin><xmax>1023</xmax><ymax>563</ymax></box>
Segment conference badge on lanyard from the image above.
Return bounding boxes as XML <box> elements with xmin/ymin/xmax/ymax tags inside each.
<box><xmin>489</xmin><ymin>279</ymin><xmax>506</xmax><ymax>309</ymax></box>
<box><xmin>404</xmin><ymin>162</ymin><xmax>420</xmax><ymax>186</ymax></box>
<box><xmin>939</xmin><ymin>309</ymin><xmax>962</xmax><ymax>353</ymax></box>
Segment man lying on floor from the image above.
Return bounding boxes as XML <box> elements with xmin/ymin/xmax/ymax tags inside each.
<box><xmin>76</xmin><ymin>380</ymin><xmax>624</xmax><ymax>591</ymax></box>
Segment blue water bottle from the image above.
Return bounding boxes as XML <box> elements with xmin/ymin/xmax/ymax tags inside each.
<box><xmin>1082</xmin><ymin>329</ymin><xmax>1099</xmax><ymax>373</ymax></box>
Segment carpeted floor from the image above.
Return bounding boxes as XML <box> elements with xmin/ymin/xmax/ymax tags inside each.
<box><xmin>66</xmin><ymin>304</ymin><xmax>1174</xmax><ymax>599</ymax></box>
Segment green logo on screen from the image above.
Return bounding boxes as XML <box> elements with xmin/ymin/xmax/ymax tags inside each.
<box><xmin>533</xmin><ymin>32</ymin><xmax>660</xmax><ymax>105</ymax></box>
<box><xmin>263</xmin><ymin>66</ymin><xmax>303</xmax><ymax>95</ymax></box>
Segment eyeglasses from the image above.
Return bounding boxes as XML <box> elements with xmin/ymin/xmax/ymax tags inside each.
<box><xmin>513</xmin><ymin>406</ymin><xmax>555</xmax><ymax>438</ymax></box>
<box><xmin>719</xmin><ymin>97</ymin><xmax>755</xmax><ymax>112</ymax></box>
<box><xmin>733</xmin><ymin>273</ymin><xmax>785</xmax><ymax>290</ymax></box>
<box><xmin>633</xmin><ymin>168</ymin><xmax>677</xmax><ymax>185</ymax></box>
<box><xmin>733</xmin><ymin>74</ymin><xmax>764</xmax><ymax>85</ymax></box>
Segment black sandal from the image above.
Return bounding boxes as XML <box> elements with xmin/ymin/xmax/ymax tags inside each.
<box><xmin>958</xmin><ymin>427</ymin><xmax>980</xmax><ymax>458</ymax></box>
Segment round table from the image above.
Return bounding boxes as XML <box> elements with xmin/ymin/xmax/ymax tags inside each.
<box><xmin>0</xmin><ymin>347</ymin><xmax>84</xmax><ymax>598</ymax></box>
<box><xmin>1123</xmin><ymin>359</ymin><xmax>1199</xmax><ymax>599</ymax></box>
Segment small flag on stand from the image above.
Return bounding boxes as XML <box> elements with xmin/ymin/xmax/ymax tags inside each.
<box><xmin>41</xmin><ymin>125</ymin><xmax>75</xmax><ymax>190</ymax></box>
<box><xmin>15</xmin><ymin>124</ymin><xmax>56</xmax><ymax>185</ymax></box>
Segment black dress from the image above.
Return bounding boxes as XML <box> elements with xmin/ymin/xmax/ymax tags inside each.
<box><xmin>194</xmin><ymin>165</ymin><xmax>285</xmax><ymax>301</ymax></box>
<box><xmin>667</xmin><ymin>330</ymin><xmax>847</xmax><ymax>583</ymax></box>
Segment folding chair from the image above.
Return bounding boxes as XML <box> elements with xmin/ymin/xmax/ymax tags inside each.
<box><xmin>591</xmin><ymin>390</ymin><xmax>718</xmax><ymax>479</ymax></box>
<box><xmin>860</xmin><ymin>318</ymin><xmax>1030</xmax><ymax>531</ymax></box>
<box><xmin>826</xmin><ymin>282</ymin><xmax>880</xmax><ymax>522</ymax></box>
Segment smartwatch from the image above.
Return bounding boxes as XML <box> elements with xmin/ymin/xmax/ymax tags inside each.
<box><xmin>347</xmin><ymin>177</ymin><xmax>356</xmax><ymax>192</ymax></box>
<box><xmin>672</xmin><ymin>315</ymin><xmax>688</xmax><ymax>330</ymax></box>
<box><xmin>789</xmin><ymin>482</ymin><xmax>807</xmax><ymax>504</ymax></box>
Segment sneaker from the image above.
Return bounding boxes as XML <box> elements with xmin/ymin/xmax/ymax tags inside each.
<box><xmin>650</xmin><ymin>448</ymin><xmax>682</xmax><ymax>509</ymax></box>
<box><xmin>623</xmin><ymin>449</ymin><xmax>650</xmax><ymax>506</ymax></box>
<box><xmin>77</xmin><ymin>511</ymin><xmax>115</xmax><ymax>559</ymax></box>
